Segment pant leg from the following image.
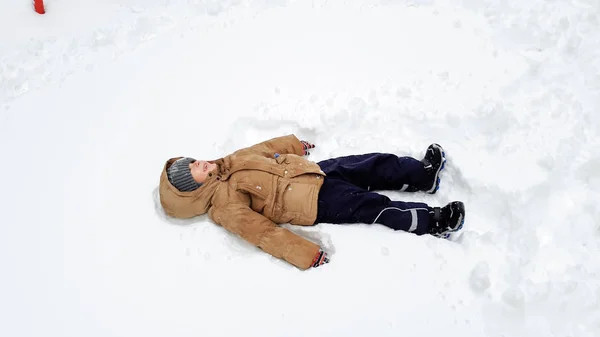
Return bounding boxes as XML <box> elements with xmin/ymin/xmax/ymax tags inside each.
<box><xmin>315</xmin><ymin>177</ymin><xmax>432</xmax><ymax>235</ymax></box>
<box><xmin>317</xmin><ymin>153</ymin><xmax>429</xmax><ymax>192</ymax></box>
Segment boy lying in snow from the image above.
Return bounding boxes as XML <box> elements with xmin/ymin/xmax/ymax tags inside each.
<box><xmin>159</xmin><ymin>134</ymin><xmax>465</xmax><ymax>270</ymax></box>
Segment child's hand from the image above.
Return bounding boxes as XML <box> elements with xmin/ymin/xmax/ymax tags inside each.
<box><xmin>300</xmin><ymin>140</ymin><xmax>316</xmax><ymax>156</ymax></box>
<box><xmin>312</xmin><ymin>249</ymin><xmax>329</xmax><ymax>268</ymax></box>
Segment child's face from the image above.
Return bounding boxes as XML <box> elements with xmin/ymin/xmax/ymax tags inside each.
<box><xmin>189</xmin><ymin>160</ymin><xmax>218</xmax><ymax>184</ymax></box>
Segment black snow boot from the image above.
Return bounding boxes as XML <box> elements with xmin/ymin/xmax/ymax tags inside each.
<box><xmin>428</xmin><ymin>201</ymin><xmax>465</xmax><ymax>238</ymax></box>
<box><xmin>421</xmin><ymin>143</ymin><xmax>446</xmax><ymax>194</ymax></box>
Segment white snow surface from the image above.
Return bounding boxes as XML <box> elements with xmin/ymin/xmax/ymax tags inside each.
<box><xmin>1</xmin><ymin>0</ymin><xmax>600</xmax><ymax>336</ymax></box>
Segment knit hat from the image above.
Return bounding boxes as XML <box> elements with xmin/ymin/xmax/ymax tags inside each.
<box><xmin>167</xmin><ymin>157</ymin><xmax>202</xmax><ymax>192</ymax></box>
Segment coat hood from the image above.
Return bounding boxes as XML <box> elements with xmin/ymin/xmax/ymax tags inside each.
<box><xmin>159</xmin><ymin>157</ymin><xmax>224</xmax><ymax>219</ymax></box>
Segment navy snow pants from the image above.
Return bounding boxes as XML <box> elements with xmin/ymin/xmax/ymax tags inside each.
<box><xmin>315</xmin><ymin>153</ymin><xmax>432</xmax><ymax>235</ymax></box>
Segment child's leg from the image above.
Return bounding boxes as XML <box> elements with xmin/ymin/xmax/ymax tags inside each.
<box><xmin>317</xmin><ymin>152</ymin><xmax>428</xmax><ymax>192</ymax></box>
<box><xmin>314</xmin><ymin>177</ymin><xmax>432</xmax><ymax>235</ymax></box>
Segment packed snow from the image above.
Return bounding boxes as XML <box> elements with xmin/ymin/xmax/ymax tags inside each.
<box><xmin>1</xmin><ymin>0</ymin><xmax>599</xmax><ymax>336</ymax></box>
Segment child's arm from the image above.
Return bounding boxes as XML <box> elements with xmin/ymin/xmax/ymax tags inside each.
<box><xmin>209</xmin><ymin>203</ymin><xmax>323</xmax><ymax>270</ymax></box>
<box><xmin>232</xmin><ymin>134</ymin><xmax>313</xmax><ymax>158</ymax></box>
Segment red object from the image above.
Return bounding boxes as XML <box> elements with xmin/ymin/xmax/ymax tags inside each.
<box><xmin>34</xmin><ymin>0</ymin><xmax>45</xmax><ymax>14</ymax></box>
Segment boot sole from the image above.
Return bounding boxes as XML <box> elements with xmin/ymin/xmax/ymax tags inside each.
<box><xmin>439</xmin><ymin>203</ymin><xmax>465</xmax><ymax>239</ymax></box>
<box><xmin>441</xmin><ymin>216</ymin><xmax>464</xmax><ymax>239</ymax></box>
<box><xmin>426</xmin><ymin>144</ymin><xmax>446</xmax><ymax>194</ymax></box>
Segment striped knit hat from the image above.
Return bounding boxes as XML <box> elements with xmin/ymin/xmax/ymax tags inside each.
<box><xmin>167</xmin><ymin>157</ymin><xmax>202</xmax><ymax>192</ymax></box>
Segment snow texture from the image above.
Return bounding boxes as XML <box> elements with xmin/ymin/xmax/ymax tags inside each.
<box><xmin>1</xmin><ymin>0</ymin><xmax>599</xmax><ymax>336</ymax></box>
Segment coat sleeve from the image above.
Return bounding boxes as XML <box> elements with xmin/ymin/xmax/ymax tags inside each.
<box><xmin>209</xmin><ymin>203</ymin><xmax>321</xmax><ymax>270</ymax></box>
<box><xmin>232</xmin><ymin>134</ymin><xmax>306</xmax><ymax>158</ymax></box>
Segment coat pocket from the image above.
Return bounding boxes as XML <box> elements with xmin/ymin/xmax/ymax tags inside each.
<box><xmin>281</xmin><ymin>182</ymin><xmax>317</xmax><ymax>222</ymax></box>
<box><xmin>239</xmin><ymin>183</ymin><xmax>270</xmax><ymax>214</ymax></box>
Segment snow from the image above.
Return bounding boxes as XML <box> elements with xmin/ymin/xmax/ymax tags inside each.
<box><xmin>1</xmin><ymin>0</ymin><xmax>599</xmax><ymax>336</ymax></box>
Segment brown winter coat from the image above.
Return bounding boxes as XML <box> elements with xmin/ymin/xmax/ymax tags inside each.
<box><xmin>159</xmin><ymin>135</ymin><xmax>326</xmax><ymax>270</ymax></box>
